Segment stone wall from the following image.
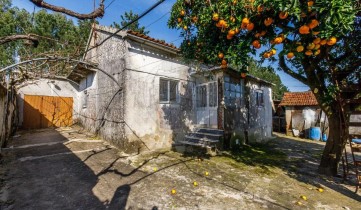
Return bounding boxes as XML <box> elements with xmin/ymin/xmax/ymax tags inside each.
<box><xmin>0</xmin><ymin>85</ymin><xmax>17</xmax><ymax>148</ymax></box>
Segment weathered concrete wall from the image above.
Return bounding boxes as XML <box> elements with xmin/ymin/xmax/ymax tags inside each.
<box><xmin>0</xmin><ymin>85</ymin><xmax>17</xmax><ymax>148</ymax></box>
<box><xmin>78</xmin><ymin>27</ymin><xmax>128</xmax><ymax>150</ymax></box>
<box><xmin>220</xmin><ymin>72</ymin><xmax>273</xmax><ymax>146</ymax></box>
<box><xmin>284</xmin><ymin>105</ymin><xmax>327</xmax><ymax>138</ymax></box>
<box><xmin>124</xmin><ymin>40</ymin><xmax>192</xmax><ymax>151</ymax></box>
<box><xmin>247</xmin><ymin>81</ymin><xmax>273</xmax><ymax>143</ymax></box>
<box><xmin>17</xmin><ymin>79</ymin><xmax>79</xmax><ymax>126</ymax></box>
<box><xmin>79</xmin><ymin>26</ymin><xmax>193</xmax><ymax>152</ymax></box>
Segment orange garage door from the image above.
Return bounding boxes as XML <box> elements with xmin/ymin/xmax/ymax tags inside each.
<box><xmin>23</xmin><ymin>95</ymin><xmax>73</xmax><ymax>129</ymax></box>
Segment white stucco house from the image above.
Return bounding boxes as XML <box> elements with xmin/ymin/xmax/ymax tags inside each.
<box><xmin>65</xmin><ymin>25</ymin><xmax>273</xmax><ymax>153</ymax></box>
<box><xmin>15</xmin><ymin>24</ymin><xmax>273</xmax><ymax>153</ymax></box>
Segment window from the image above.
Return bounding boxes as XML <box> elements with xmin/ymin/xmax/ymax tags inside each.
<box><xmin>224</xmin><ymin>76</ymin><xmax>243</xmax><ymax>107</ymax></box>
<box><xmin>208</xmin><ymin>82</ymin><xmax>217</xmax><ymax>107</ymax></box>
<box><xmin>196</xmin><ymin>85</ymin><xmax>207</xmax><ymax>107</ymax></box>
<box><xmin>256</xmin><ymin>90</ymin><xmax>264</xmax><ymax>107</ymax></box>
<box><xmin>82</xmin><ymin>90</ymin><xmax>88</xmax><ymax>109</ymax></box>
<box><xmin>159</xmin><ymin>78</ymin><xmax>178</xmax><ymax>103</ymax></box>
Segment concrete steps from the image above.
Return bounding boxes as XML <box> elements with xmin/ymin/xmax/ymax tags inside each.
<box><xmin>179</xmin><ymin>128</ymin><xmax>224</xmax><ymax>148</ymax></box>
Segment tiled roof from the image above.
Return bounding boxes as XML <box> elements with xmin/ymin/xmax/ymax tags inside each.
<box><xmin>279</xmin><ymin>91</ymin><xmax>319</xmax><ymax>106</ymax></box>
<box><xmin>126</xmin><ymin>30</ymin><xmax>178</xmax><ymax>50</ymax></box>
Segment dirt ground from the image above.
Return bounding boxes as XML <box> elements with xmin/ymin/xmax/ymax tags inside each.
<box><xmin>0</xmin><ymin>127</ymin><xmax>360</xmax><ymax>210</ymax></box>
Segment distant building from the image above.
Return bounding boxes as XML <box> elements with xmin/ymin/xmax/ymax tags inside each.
<box><xmin>279</xmin><ymin>91</ymin><xmax>328</xmax><ymax>138</ymax></box>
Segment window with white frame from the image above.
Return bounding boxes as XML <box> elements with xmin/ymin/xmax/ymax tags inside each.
<box><xmin>256</xmin><ymin>90</ymin><xmax>264</xmax><ymax>107</ymax></box>
<box><xmin>159</xmin><ymin>78</ymin><xmax>178</xmax><ymax>103</ymax></box>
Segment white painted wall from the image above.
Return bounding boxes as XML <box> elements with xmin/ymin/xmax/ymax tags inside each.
<box><xmin>17</xmin><ymin>79</ymin><xmax>78</xmax><ymax>125</ymax></box>
<box><xmin>248</xmin><ymin>82</ymin><xmax>273</xmax><ymax>141</ymax></box>
<box><xmin>124</xmin><ymin>41</ymin><xmax>192</xmax><ymax>149</ymax></box>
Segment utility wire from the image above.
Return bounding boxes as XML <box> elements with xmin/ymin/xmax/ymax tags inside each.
<box><xmin>84</xmin><ymin>0</ymin><xmax>166</xmax><ymax>54</ymax></box>
<box><xmin>145</xmin><ymin>12</ymin><xmax>170</xmax><ymax>28</ymax></box>
<box><xmin>105</xmin><ymin>0</ymin><xmax>117</xmax><ymax>10</ymax></box>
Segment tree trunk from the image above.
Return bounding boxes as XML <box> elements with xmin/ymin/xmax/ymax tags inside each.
<box><xmin>318</xmin><ymin>110</ymin><xmax>348</xmax><ymax>176</ymax></box>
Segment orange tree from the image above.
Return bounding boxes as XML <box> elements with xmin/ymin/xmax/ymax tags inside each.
<box><xmin>168</xmin><ymin>0</ymin><xmax>360</xmax><ymax>176</ymax></box>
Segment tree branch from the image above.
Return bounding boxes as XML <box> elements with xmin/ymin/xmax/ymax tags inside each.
<box><xmin>0</xmin><ymin>34</ymin><xmax>38</xmax><ymax>46</ymax></box>
<box><xmin>278</xmin><ymin>55</ymin><xmax>308</xmax><ymax>85</ymax></box>
<box><xmin>30</xmin><ymin>0</ymin><xmax>105</xmax><ymax>20</ymax></box>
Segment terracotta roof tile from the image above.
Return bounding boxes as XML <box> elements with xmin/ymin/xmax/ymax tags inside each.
<box><xmin>126</xmin><ymin>30</ymin><xmax>178</xmax><ymax>50</ymax></box>
<box><xmin>279</xmin><ymin>91</ymin><xmax>319</xmax><ymax>106</ymax></box>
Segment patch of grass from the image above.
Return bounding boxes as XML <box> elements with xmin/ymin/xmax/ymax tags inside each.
<box><xmin>221</xmin><ymin>142</ymin><xmax>287</xmax><ymax>169</ymax></box>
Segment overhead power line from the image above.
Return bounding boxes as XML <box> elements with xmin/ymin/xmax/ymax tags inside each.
<box><xmin>85</xmin><ymin>0</ymin><xmax>166</xmax><ymax>54</ymax></box>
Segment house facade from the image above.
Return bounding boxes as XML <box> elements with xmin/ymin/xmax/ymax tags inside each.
<box><xmin>279</xmin><ymin>91</ymin><xmax>328</xmax><ymax>138</ymax></box>
<box><xmin>65</xmin><ymin>25</ymin><xmax>273</xmax><ymax>153</ymax></box>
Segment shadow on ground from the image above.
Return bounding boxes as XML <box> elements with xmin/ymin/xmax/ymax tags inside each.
<box><xmin>220</xmin><ymin>133</ymin><xmax>361</xmax><ymax>203</ymax></box>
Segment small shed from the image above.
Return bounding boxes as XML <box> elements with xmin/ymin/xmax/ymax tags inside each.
<box><xmin>279</xmin><ymin>91</ymin><xmax>328</xmax><ymax>138</ymax></box>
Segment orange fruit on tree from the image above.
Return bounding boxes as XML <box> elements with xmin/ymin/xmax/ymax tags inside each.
<box><xmin>241</xmin><ymin>72</ymin><xmax>247</xmax><ymax>78</ymax></box>
<box><xmin>221</xmin><ymin>59</ymin><xmax>227</xmax><ymax>65</ymax></box>
<box><xmin>274</xmin><ymin>37</ymin><xmax>283</xmax><ymax>44</ymax></box>
<box><xmin>308</xmin><ymin>1</ymin><xmax>314</xmax><ymax>6</ymax></box>
<box><xmin>228</xmin><ymin>29</ymin><xmax>236</xmax><ymax>36</ymax></box>
<box><xmin>226</xmin><ymin>34</ymin><xmax>233</xmax><ymax>40</ymax></box>
<box><xmin>300</xmin><ymin>12</ymin><xmax>307</xmax><ymax>18</ymax></box>
<box><xmin>235</xmin><ymin>28</ymin><xmax>240</xmax><ymax>34</ymax></box>
<box><xmin>313</xmin><ymin>38</ymin><xmax>321</xmax><ymax>44</ymax></box>
<box><xmin>299</xmin><ymin>25</ymin><xmax>310</xmax><ymax>34</ymax></box>
<box><xmin>252</xmin><ymin>40</ymin><xmax>261</xmax><ymax>49</ymax></box>
<box><xmin>327</xmin><ymin>37</ymin><xmax>337</xmax><ymax>45</ymax></box>
<box><xmin>308</xmin><ymin>19</ymin><xmax>319</xmax><ymax>29</ymax></box>
<box><xmin>216</xmin><ymin>22</ymin><xmax>222</xmax><ymax>28</ymax></box>
<box><xmin>314</xmin><ymin>49</ymin><xmax>321</xmax><ymax>55</ymax></box>
<box><xmin>221</xmin><ymin>64</ymin><xmax>227</xmax><ymax>69</ymax></box>
<box><xmin>230</xmin><ymin>16</ymin><xmax>236</xmax><ymax>23</ymax></box>
<box><xmin>219</xmin><ymin>20</ymin><xmax>227</xmax><ymax>27</ymax></box>
<box><xmin>287</xmin><ymin>52</ymin><xmax>295</xmax><ymax>59</ymax></box>
<box><xmin>280</xmin><ymin>34</ymin><xmax>286</xmax><ymax>41</ymax></box>
<box><xmin>257</xmin><ymin>5</ymin><xmax>264</xmax><ymax>12</ymax></box>
<box><xmin>263</xmin><ymin>52</ymin><xmax>271</xmax><ymax>58</ymax></box>
<box><xmin>296</xmin><ymin>45</ymin><xmax>304</xmax><ymax>52</ymax></box>
<box><xmin>177</xmin><ymin>18</ymin><xmax>182</xmax><ymax>23</ymax></box>
<box><xmin>264</xmin><ymin>17</ymin><xmax>273</xmax><ymax>26</ymax></box>
<box><xmin>180</xmin><ymin>10</ymin><xmax>185</xmax><ymax>16</ymax></box>
<box><xmin>307</xmin><ymin>43</ymin><xmax>315</xmax><ymax>50</ymax></box>
<box><xmin>232</xmin><ymin>0</ymin><xmax>237</xmax><ymax>5</ymax></box>
<box><xmin>218</xmin><ymin>52</ymin><xmax>224</xmax><ymax>59</ymax></box>
<box><xmin>212</xmin><ymin>13</ymin><xmax>219</xmax><ymax>21</ymax></box>
<box><xmin>279</xmin><ymin>11</ymin><xmax>288</xmax><ymax>19</ymax></box>
<box><xmin>314</xmin><ymin>44</ymin><xmax>320</xmax><ymax>50</ymax></box>
<box><xmin>246</xmin><ymin>23</ymin><xmax>254</xmax><ymax>31</ymax></box>
<box><xmin>255</xmin><ymin>33</ymin><xmax>260</xmax><ymax>38</ymax></box>
<box><xmin>260</xmin><ymin>31</ymin><xmax>267</xmax><ymax>36</ymax></box>
<box><xmin>320</xmin><ymin>39</ymin><xmax>327</xmax><ymax>45</ymax></box>
<box><xmin>242</xmin><ymin>17</ymin><xmax>250</xmax><ymax>24</ymax></box>
<box><xmin>183</xmin><ymin>25</ymin><xmax>188</xmax><ymax>30</ymax></box>
<box><xmin>241</xmin><ymin>22</ymin><xmax>248</xmax><ymax>29</ymax></box>
<box><xmin>270</xmin><ymin>49</ymin><xmax>277</xmax><ymax>55</ymax></box>
<box><xmin>192</xmin><ymin>16</ymin><xmax>198</xmax><ymax>23</ymax></box>
<box><xmin>305</xmin><ymin>50</ymin><xmax>313</xmax><ymax>56</ymax></box>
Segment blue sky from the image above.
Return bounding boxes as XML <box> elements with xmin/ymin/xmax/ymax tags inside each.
<box><xmin>12</xmin><ymin>0</ymin><xmax>308</xmax><ymax>92</ymax></box>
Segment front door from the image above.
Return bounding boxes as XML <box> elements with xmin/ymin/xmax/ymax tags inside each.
<box><xmin>196</xmin><ymin>82</ymin><xmax>218</xmax><ymax>128</ymax></box>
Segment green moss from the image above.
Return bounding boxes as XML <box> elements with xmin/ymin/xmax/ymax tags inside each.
<box><xmin>221</xmin><ymin>142</ymin><xmax>287</xmax><ymax>169</ymax></box>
